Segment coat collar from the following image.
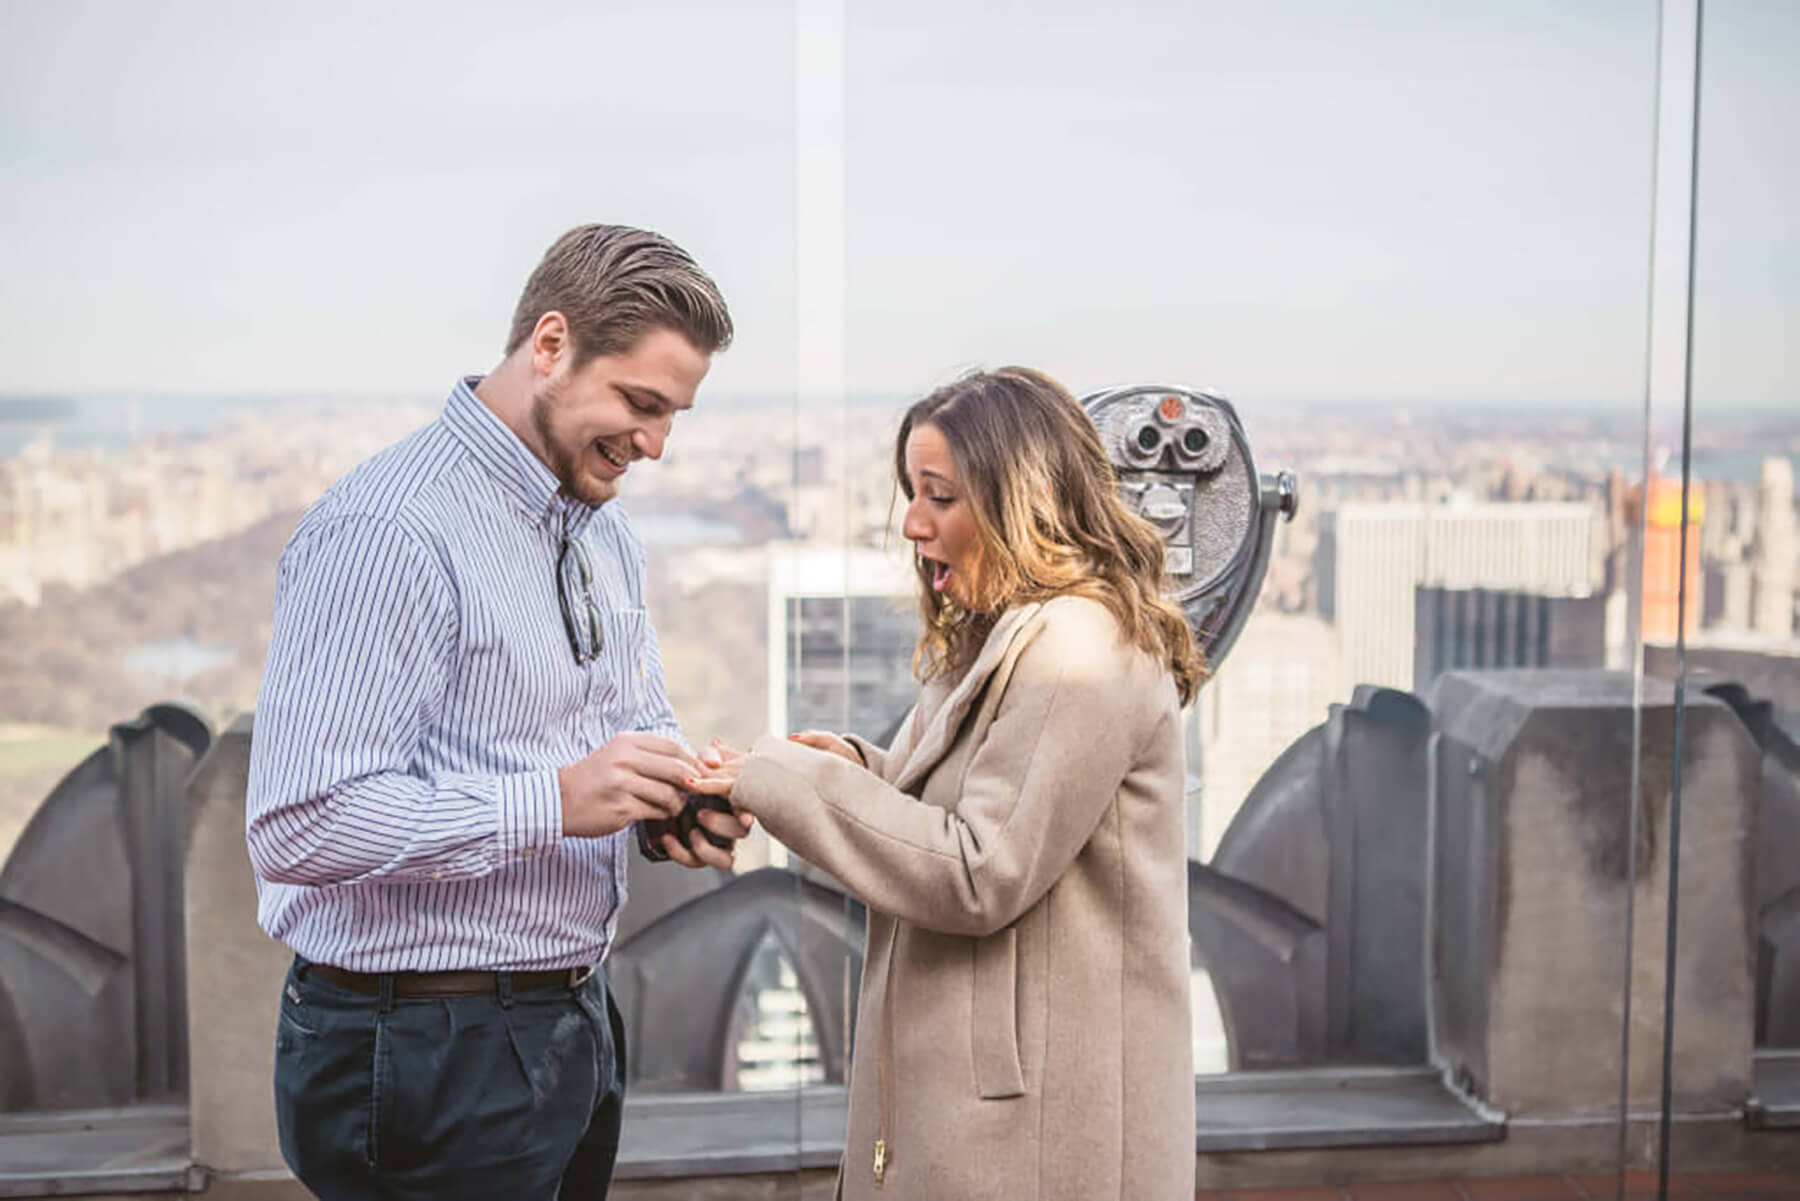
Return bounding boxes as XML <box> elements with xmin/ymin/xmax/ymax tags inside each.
<box><xmin>892</xmin><ymin>602</ymin><xmax>1044</xmax><ymax>795</ymax></box>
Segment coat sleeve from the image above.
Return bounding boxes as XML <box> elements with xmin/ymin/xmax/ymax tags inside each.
<box><xmin>734</xmin><ymin>618</ymin><xmax>1159</xmax><ymax>937</ymax></box>
<box><xmin>842</xmin><ymin>704</ymin><xmax>916</xmax><ymax>784</ymax></box>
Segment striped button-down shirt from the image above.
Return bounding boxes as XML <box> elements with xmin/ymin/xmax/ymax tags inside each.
<box><xmin>246</xmin><ymin>377</ymin><xmax>679</xmax><ymax>971</ymax></box>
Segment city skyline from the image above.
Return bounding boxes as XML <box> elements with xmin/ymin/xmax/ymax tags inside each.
<box><xmin>1</xmin><ymin>351</ymin><xmax>1794</xmax><ymax>870</ymax></box>
<box><xmin>4</xmin><ymin>382</ymin><xmax>1798</xmax><ymax>454</ymax></box>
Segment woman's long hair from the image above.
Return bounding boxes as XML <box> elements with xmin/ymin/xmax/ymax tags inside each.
<box><xmin>896</xmin><ymin>367</ymin><xmax>1204</xmax><ymax>706</ymax></box>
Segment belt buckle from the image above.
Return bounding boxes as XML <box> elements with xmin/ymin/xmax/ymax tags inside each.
<box><xmin>568</xmin><ymin>965</ymin><xmax>594</xmax><ymax>989</ymax></box>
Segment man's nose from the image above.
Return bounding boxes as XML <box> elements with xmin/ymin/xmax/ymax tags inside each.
<box><xmin>634</xmin><ymin>417</ymin><xmax>671</xmax><ymax>461</ymax></box>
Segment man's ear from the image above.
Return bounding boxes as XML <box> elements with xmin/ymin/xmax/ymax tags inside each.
<box><xmin>530</xmin><ymin>311</ymin><xmax>571</xmax><ymax>377</ymax></box>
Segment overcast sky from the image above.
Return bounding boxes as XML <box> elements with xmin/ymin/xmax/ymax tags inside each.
<box><xmin>0</xmin><ymin>0</ymin><xmax>1793</xmax><ymax>410</ymax></box>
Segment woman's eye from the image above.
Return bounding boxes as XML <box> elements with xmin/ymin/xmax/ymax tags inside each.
<box><xmin>929</xmin><ymin>495</ymin><xmax>954</xmax><ymax>508</ymax></box>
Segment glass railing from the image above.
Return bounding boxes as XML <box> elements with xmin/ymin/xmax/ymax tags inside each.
<box><xmin>1</xmin><ymin>1</ymin><xmax>1794</xmax><ymax>1198</ymax></box>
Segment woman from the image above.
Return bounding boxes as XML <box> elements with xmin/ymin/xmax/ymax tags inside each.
<box><xmin>690</xmin><ymin>367</ymin><xmax>1201</xmax><ymax>1200</ymax></box>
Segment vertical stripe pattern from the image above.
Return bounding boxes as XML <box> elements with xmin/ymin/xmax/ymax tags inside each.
<box><xmin>245</xmin><ymin>377</ymin><xmax>680</xmax><ymax>971</ymax></box>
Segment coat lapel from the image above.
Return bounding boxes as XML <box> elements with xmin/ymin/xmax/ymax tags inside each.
<box><xmin>892</xmin><ymin>602</ymin><xmax>1043</xmax><ymax>796</ymax></box>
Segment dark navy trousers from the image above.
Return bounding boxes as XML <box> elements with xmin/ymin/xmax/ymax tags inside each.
<box><xmin>273</xmin><ymin>957</ymin><xmax>626</xmax><ymax>1200</ymax></box>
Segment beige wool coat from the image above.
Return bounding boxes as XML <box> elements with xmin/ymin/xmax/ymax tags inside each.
<box><xmin>733</xmin><ymin>595</ymin><xmax>1195</xmax><ymax>1201</ymax></box>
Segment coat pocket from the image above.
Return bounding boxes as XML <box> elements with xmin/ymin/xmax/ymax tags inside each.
<box><xmin>970</xmin><ymin>927</ymin><xmax>1025</xmax><ymax>1099</ymax></box>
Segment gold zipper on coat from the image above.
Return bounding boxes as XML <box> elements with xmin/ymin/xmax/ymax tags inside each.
<box><xmin>874</xmin><ymin>920</ymin><xmax>900</xmax><ymax>1186</ymax></box>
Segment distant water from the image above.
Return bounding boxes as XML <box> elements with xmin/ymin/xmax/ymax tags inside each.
<box><xmin>629</xmin><ymin>513</ymin><xmax>744</xmax><ymax>546</ymax></box>
<box><xmin>127</xmin><ymin>636</ymin><xmax>235</xmax><ymax>684</ymax></box>
<box><xmin>1686</xmin><ymin>448</ymin><xmax>1800</xmax><ymax>488</ymax></box>
<box><xmin>1592</xmin><ymin>447</ymin><xmax>1800</xmax><ymax>489</ymax></box>
<box><xmin>0</xmin><ymin>393</ymin><xmax>309</xmax><ymax>458</ymax></box>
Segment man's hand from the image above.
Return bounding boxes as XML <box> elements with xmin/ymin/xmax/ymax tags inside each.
<box><xmin>658</xmin><ymin>803</ymin><xmax>754</xmax><ymax>870</ymax></box>
<box><xmin>558</xmin><ymin>732</ymin><xmax>701</xmax><ymax>838</ymax></box>
<box><xmin>663</xmin><ymin>739</ymin><xmax>752</xmax><ymax>870</ymax></box>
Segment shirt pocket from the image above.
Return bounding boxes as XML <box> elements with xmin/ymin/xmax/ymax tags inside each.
<box><xmin>596</xmin><ymin>607</ymin><xmax>649</xmax><ymax>721</ymax></box>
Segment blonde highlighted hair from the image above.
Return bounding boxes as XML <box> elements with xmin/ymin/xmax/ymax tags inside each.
<box><xmin>896</xmin><ymin>367</ymin><xmax>1204</xmax><ymax>706</ymax></box>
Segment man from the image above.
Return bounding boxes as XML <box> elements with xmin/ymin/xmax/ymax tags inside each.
<box><xmin>246</xmin><ymin>224</ymin><xmax>749</xmax><ymax>1200</ymax></box>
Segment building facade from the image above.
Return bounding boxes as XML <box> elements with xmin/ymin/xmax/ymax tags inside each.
<box><xmin>1317</xmin><ymin>501</ymin><xmax>1600</xmax><ymax>692</ymax></box>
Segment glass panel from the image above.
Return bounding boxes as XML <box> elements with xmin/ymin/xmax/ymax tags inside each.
<box><xmin>809</xmin><ymin>0</ymin><xmax>1666</xmax><ymax>1192</ymax></box>
<box><xmin>0</xmin><ymin>0</ymin><xmax>813</xmax><ymax>1185</ymax></box>
<box><xmin>1647</xmin><ymin>0</ymin><xmax>1799</xmax><ymax>1188</ymax></box>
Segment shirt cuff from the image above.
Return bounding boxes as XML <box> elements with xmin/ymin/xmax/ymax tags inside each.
<box><xmin>496</xmin><ymin>769</ymin><xmax>564</xmax><ymax>863</ymax></box>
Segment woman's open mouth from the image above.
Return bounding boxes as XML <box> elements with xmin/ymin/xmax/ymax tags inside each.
<box><xmin>929</xmin><ymin>558</ymin><xmax>952</xmax><ymax>593</ymax></box>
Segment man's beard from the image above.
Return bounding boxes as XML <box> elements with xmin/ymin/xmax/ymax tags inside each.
<box><xmin>530</xmin><ymin>378</ymin><xmax>617</xmax><ymax>507</ymax></box>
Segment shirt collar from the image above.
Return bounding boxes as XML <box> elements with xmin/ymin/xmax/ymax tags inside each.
<box><xmin>441</xmin><ymin>376</ymin><xmax>601</xmax><ymax>535</ymax></box>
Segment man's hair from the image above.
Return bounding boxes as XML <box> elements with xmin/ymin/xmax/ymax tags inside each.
<box><xmin>505</xmin><ymin>224</ymin><xmax>733</xmax><ymax>364</ymax></box>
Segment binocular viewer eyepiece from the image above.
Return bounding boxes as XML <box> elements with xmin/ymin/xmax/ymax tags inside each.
<box><xmin>1080</xmin><ymin>384</ymin><xmax>1297</xmax><ymax>675</ymax></box>
<box><xmin>1113</xmin><ymin>392</ymin><xmax>1231</xmax><ymax>475</ymax></box>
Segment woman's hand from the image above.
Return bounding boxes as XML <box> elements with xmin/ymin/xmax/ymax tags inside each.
<box><xmin>787</xmin><ymin>729</ymin><xmax>862</xmax><ymax>765</ymax></box>
<box><xmin>687</xmin><ymin>738</ymin><xmax>746</xmax><ymax>799</ymax></box>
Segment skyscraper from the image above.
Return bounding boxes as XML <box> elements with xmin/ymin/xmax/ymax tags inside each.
<box><xmin>766</xmin><ymin>542</ymin><xmax>920</xmax><ymax>744</ymax></box>
<box><xmin>1316</xmin><ymin>501</ymin><xmax>1600</xmax><ymax>691</ymax></box>
<box><xmin>1751</xmin><ymin>457</ymin><xmax>1797</xmax><ymax>638</ymax></box>
<box><xmin>754</xmin><ymin>542</ymin><xmax>919</xmax><ymax>871</ymax></box>
<box><xmin>1633</xmin><ymin>477</ymin><xmax>1707</xmax><ymax>645</ymax></box>
<box><xmin>1192</xmin><ymin>613</ymin><xmax>1343</xmax><ymax>861</ymax></box>
<box><xmin>1412</xmin><ymin>586</ymin><xmax>1607</xmax><ymax>693</ymax></box>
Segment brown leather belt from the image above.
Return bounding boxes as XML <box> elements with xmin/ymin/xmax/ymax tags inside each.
<box><xmin>308</xmin><ymin>962</ymin><xmax>594</xmax><ymax>999</ymax></box>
